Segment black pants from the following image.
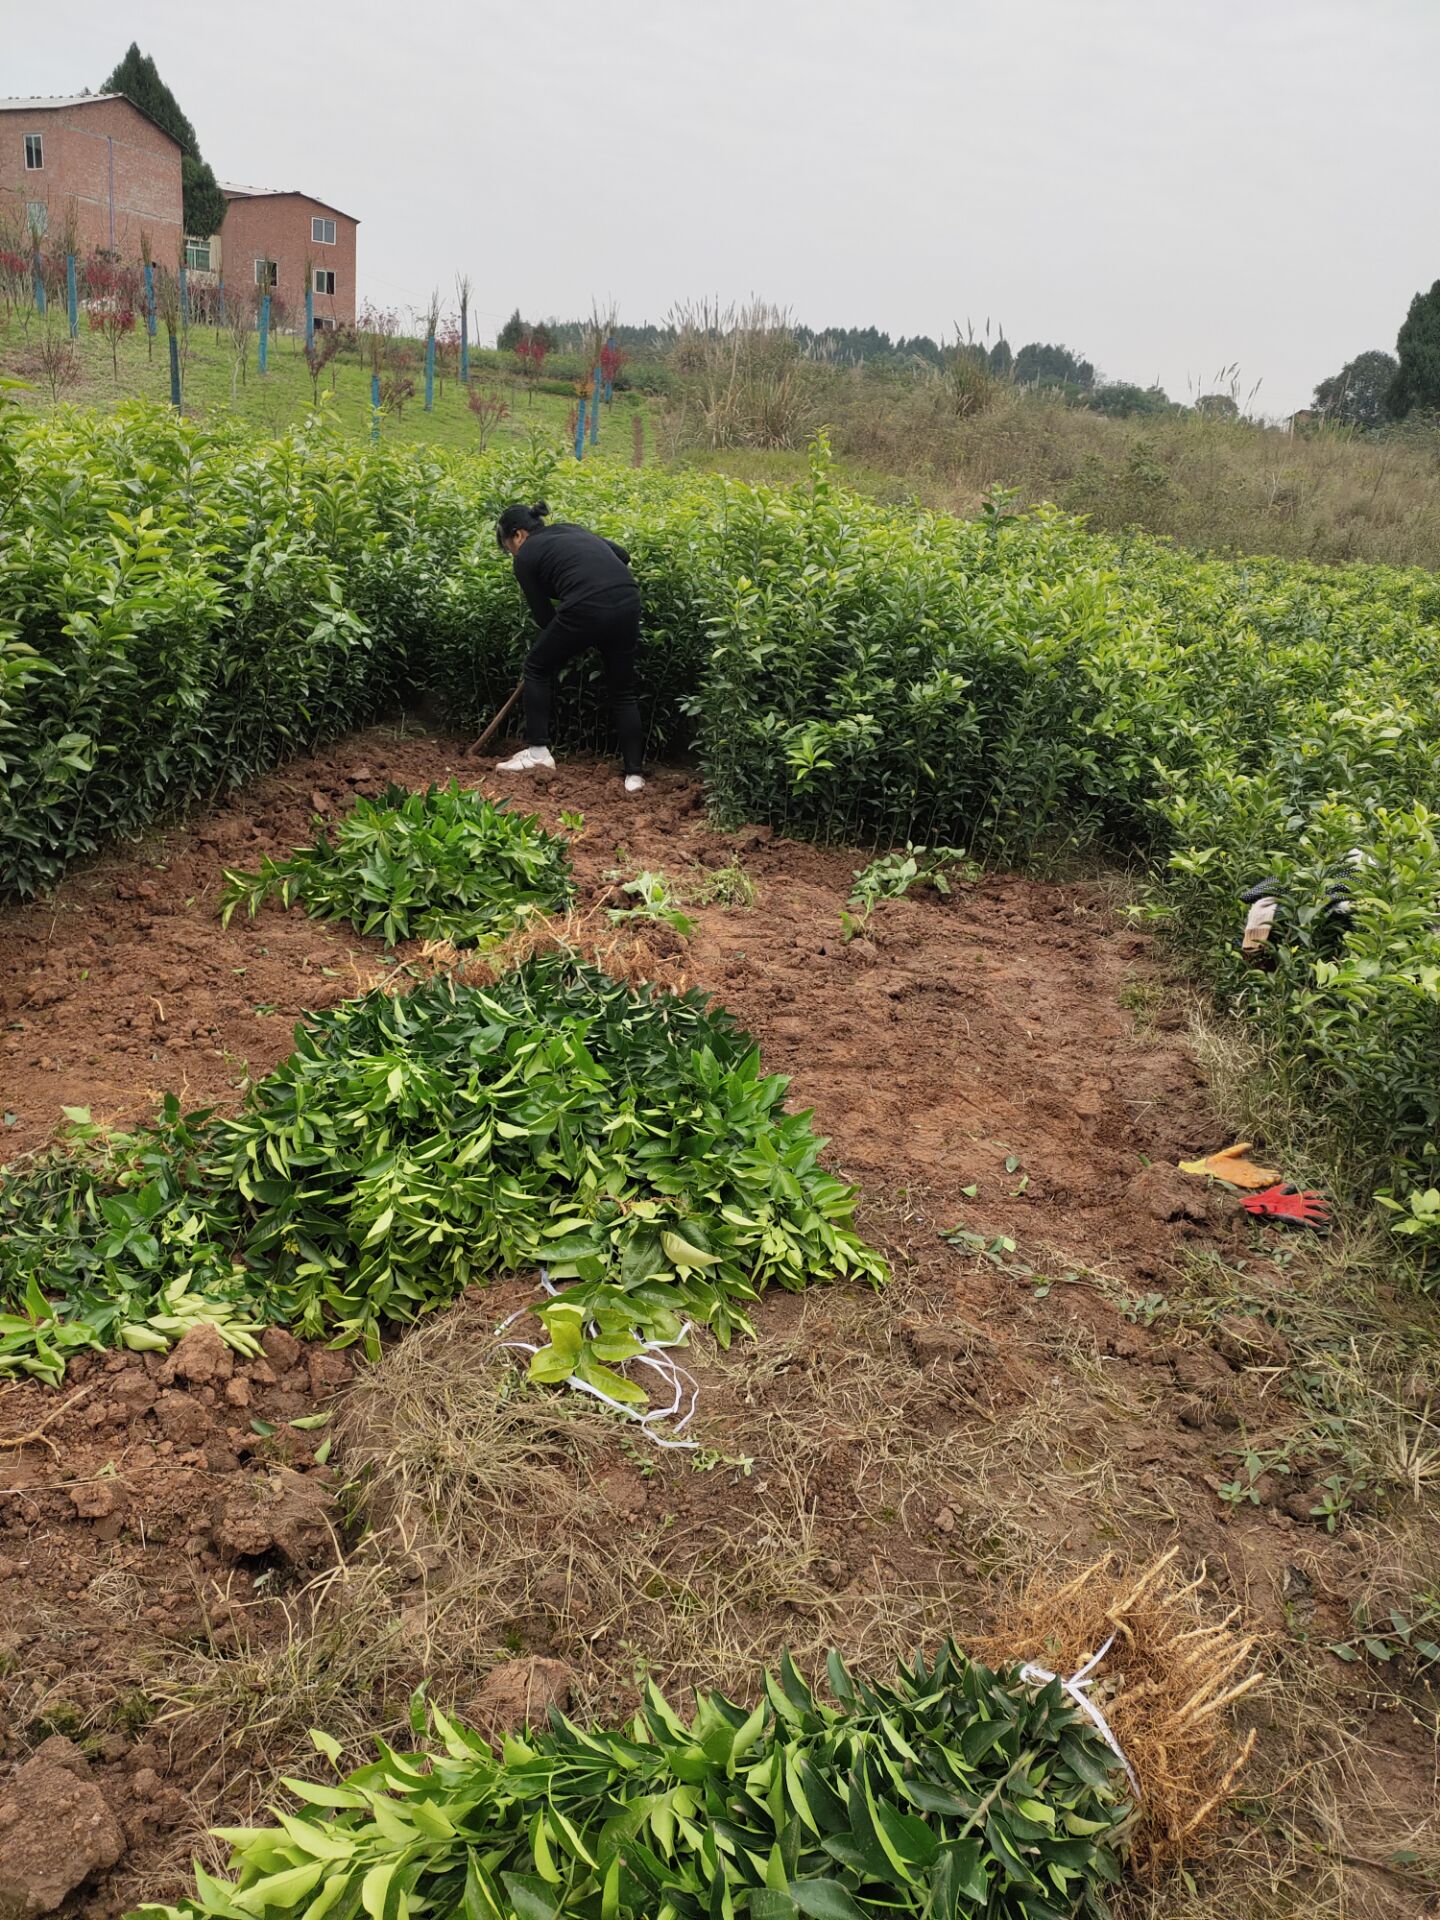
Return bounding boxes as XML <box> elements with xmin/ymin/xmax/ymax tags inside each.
<box><xmin>523</xmin><ymin>600</ymin><xmax>644</xmax><ymax>775</ymax></box>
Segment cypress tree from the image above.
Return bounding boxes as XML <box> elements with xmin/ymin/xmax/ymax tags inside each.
<box><xmin>100</xmin><ymin>44</ymin><xmax>225</xmax><ymax>239</ymax></box>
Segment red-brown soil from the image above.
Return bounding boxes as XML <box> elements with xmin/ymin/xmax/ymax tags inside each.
<box><xmin>1</xmin><ymin>728</ymin><xmax>1435</xmax><ymax>1918</ymax></box>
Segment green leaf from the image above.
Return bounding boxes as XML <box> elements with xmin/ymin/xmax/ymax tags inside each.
<box><xmin>788</xmin><ymin>1880</ymin><xmax>867</xmax><ymax>1920</ymax></box>
<box><xmin>363</xmin><ymin>1207</ymin><xmax>395</xmax><ymax>1245</ymax></box>
<box><xmin>941</xmin><ymin>1837</ymin><xmax>990</xmax><ymax>1903</ymax></box>
<box><xmin>871</xmin><ymin>1795</ymin><xmax>938</xmax><ymax>1868</ymax></box>
<box><xmin>499</xmin><ymin>1872</ymin><xmax>561</xmax><ymax>1920</ymax></box>
<box><xmin>662</xmin><ymin>1229</ymin><xmax>722</xmax><ymax>1269</ymax></box>
<box><xmin>359</xmin><ymin>1860</ymin><xmax>397</xmax><ymax>1919</ymax></box>
<box><xmin>600</xmin><ymin>1855</ymin><xmax>622</xmax><ymax>1920</ymax></box>
<box><xmin>308</xmin><ymin>1729</ymin><xmax>345</xmax><ymax>1768</ymax></box>
<box><xmin>749</xmin><ymin>1894</ymin><xmax>797</xmax><ymax>1920</ymax></box>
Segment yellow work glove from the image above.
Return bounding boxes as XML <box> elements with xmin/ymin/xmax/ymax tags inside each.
<box><xmin>1177</xmin><ymin>1142</ymin><xmax>1280</xmax><ymax>1190</ymax></box>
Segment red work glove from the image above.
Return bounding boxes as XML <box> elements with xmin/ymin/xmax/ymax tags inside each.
<box><xmin>1240</xmin><ymin>1184</ymin><xmax>1331</xmax><ymax>1230</ymax></box>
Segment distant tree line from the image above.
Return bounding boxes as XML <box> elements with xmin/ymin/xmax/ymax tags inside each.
<box><xmin>509</xmin><ymin>275</ymin><xmax>1440</xmax><ymax>430</ymax></box>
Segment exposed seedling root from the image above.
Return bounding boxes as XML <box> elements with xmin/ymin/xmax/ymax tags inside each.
<box><xmin>978</xmin><ymin>1547</ymin><xmax>1265</xmax><ymax>1868</ymax></box>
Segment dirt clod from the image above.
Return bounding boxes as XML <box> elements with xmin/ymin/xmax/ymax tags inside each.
<box><xmin>214</xmin><ymin>1466</ymin><xmax>337</xmax><ymax>1567</ymax></box>
<box><xmin>259</xmin><ymin>1329</ymin><xmax>303</xmax><ymax>1373</ymax></box>
<box><xmin>0</xmin><ymin>1736</ymin><xmax>125</xmax><ymax>1915</ymax></box>
<box><xmin>160</xmin><ymin>1325</ymin><xmax>234</xmax><ymax>1386</ymax></box>
<box><xmin>471</xmin><ymin>1657</ymin><xmax>574</xmax><ymax>1738</ymax></box>
<box><xmin>1212</xmin><ymin>1315</ymin><xmax>1291</xmax><ymax>1369</ymax></box>
<box><xmin>1126</xmin><ymin>1163</ymin><xmax>1217</xmax><ymax>1226</ymax></box>
<box><xmin>901</xmin><ymin>1321</ymin><xmax>970</xmax><ymax>1367</ymax></box>
<box><xmin>68</xmin><ymin>1481</ymin><xmax>123</xmax><ymax>1523</ymax></box>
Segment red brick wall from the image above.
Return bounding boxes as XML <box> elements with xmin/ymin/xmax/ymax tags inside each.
<box><xmin>219</xmin><ymin>195</ymin><xmax>357</xmax><ymax>329</ymax></box>
<box><xmin>0</xmin><ymin>99</ymin><xmax>182</xmax><ymax>264</ymax></box>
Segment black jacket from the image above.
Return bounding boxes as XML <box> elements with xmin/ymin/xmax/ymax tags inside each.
<box><xmin>511</xmin><ymin>523</ymin><xmax>639</xmax><ymax>627</ymax></box>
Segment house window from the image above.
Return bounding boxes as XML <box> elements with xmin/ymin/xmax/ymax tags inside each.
<box><xmin>24</xmin><ymin>134</ymin><xmax>43</xmax><ymax>170</ymax></box>
<box><xmin>313</xmin><ymin>269</ymin><xmax>336</xmax><ymax>296</ymax></box>
<box><xmin>185</xmin><ymin>238</ymin><xmax>212</xmax><ymax>272</ymax></box>
<box><xmin>311</xmin><ymin>217</ymin><xmax>336</xmax><ymax>246</ymax></box>
<box><xmin>254</xmin><ymin>257</ymin><xmax>278</xmax><ymax>287</ymax></box>
<box><xmin>26</xmin><ymin>201</ymin><xmax>47</xmax><ymax>237</ymax></box>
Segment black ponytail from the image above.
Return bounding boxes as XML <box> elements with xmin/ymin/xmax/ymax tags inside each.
<box><xmin>496</xmin><ymin>500</ymin><xmax>550</xmax><ymax>548</ymax></box>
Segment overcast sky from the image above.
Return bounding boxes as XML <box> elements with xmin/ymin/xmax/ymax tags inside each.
<box><xmin>11</xmin><ymin>0</ymin><xmax>1437</xmax><ymax>413</ymax></box>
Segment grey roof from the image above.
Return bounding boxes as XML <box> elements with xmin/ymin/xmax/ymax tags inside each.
<box><xmin>0</xmin><ymin>92</ymin><xmax>182</xmax><ymax>147</ymax></box>
<box><xmin>219</xmin><ymin>183</ymin><xmax>359</xmax><ymax>224</ymax></box>
<box><xmin>0</xmin><ymin>91</ymin><xmax>116</xmax><ymax>110</ymax></box>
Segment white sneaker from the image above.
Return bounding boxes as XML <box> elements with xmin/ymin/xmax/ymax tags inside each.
<box><xmin>623</xmin><ymin>774</ymin><xmax>646</xmax><ymax>794</ymax></box>
<box><xmin>496</xmin><ymin>746</ymin><xmax>556</xmax><ymax>773</ymax></box>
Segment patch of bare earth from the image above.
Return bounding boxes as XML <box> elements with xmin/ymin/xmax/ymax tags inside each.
<box><xmin>2</xmin><ymin>726</ymin><xmax>1437</xmax><ymax>1918</ymax></box>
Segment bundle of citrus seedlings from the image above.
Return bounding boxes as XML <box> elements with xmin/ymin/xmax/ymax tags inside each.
<box><xmin>127</xmin><ymin>1644</ymin><xmax>1133</xmax><ymax>1920</ymax></box>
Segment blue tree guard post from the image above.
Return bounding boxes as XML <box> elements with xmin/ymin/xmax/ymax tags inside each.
<box><xmin>574</xmin><ymin>396</ymin><xmax>587</xmax><ymax>461</ymax></box>
<box><xmin>168</xmin><ymin>325</ymin><xmax>182</xmax><ymax>409</ymax></box>
<box><xmin>66</xmin><ymin>254</ymin><xmax>78</xmax><ymax>338</ymax></box>
<box><xmin>370</xmin><ymin>372</ymin><xmax>381</xmax><ymax>442</ymax></box>
<box><xmin>258</xmin><ymin>293</ymin><xmax>270</xmax><ymax>373</ymax></box>
<box><xmin>460</xmin><ymin>311</ymin><xmax>469</xmax><ymax>385</ymax></box>
<box><xmin>424</xmin><ymin>328</ymin><xmax>436</xmax><ymax>411</ymax></box>
<box><xmin>217</xmin><ymin>279</ymin><xmax>226</xmax><ymax>325</ymax></box>
<box><xmin>590</xmin><ymin>366</ymin><xmax>602</xmax><ymax>445</ymax></box>
<box><xmin>32</xmin><ymin>252</ymin><xmax>46</xmax><ymax>315</ymax></box>
<box><xmin>305</xmin><ymin>287</ymin><xmax>314</xmax><ymax>352</ymax></box>
<box><xmin>143</xmin><ymin>262</ymin><xmax>156</xmax><ymax>336</ymax></box>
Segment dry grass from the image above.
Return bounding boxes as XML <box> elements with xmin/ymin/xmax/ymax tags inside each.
<box><xmin>332</xmin><ymin>1288</ymin><xmax>993</xmax><ymax>1723</ymax></box>
<box><xmin>1165</xmin><ymin>1231</ymin><xmax>1440</xmax><ymax>1517</ymax></box>
<box><xmin>140</xmin><ymin>1282</ymin><xmax>1003</xmax><ymax>1829</ymax></box>
<box><xmin>148</xmin><ymin>1290</ymin><xmax>1269</xmax><ymax>1845</ymax></box>
<box><xmin>149</xmin><ymin>1557</ymin><xmax>412</xmax><ymax>1797</ymax></box>
<box><xmin>700</xmin><ymin>375</ymin><xmax>1440</xmax><ymax>572</ymax></box>
<box><xmin>443</xmin><ymin>901</ymin><xmax>695</xmax><ymax>991</ymax></box>
<box><xmin>851</xmin><ymin>380</ymin><xmax>1440</xmax><ymax>570</ymax></box>
<box><xmin>662</xmin><ymin>299</ymin><xmax>821</xmax><ymax>452</ymax></box>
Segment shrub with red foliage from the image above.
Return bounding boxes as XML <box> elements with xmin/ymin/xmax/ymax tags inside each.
<box><xmin>82</xmin><ymin>259</ymin><xmax>141</xmax><ymax>377</ymax></box>
<box><xmin>600</xmin><ymin>340</ymin><xmax>628</xmax><ymax>393</ymax></box>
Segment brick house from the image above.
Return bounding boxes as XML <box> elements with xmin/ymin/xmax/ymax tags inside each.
<box><xmin>214</xmin><ymin>186</ymin><xmax>358</xmax><ymax>329</ymax></box>
<box><xmin>0</xmin><ymin>93</ymin><xmax>182</xmax><ymax>261</ymax></box>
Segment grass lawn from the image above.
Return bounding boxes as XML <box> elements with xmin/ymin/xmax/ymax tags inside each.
<box><xmin>0</xmin><ymin>309</ymin><xmax>655</xmax><ymax>463</ymax></box>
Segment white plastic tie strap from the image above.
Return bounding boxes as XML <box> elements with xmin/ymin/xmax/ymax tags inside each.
<box><xmin>1018</xmin><ymin>1634</ymin><xmax>1141</xmax><ymax>1799</ymax></box>
<box><xmin>497</xmin><ymin>1267</ymin><xmax>700</xmax><ymax>1450</ymax></box>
